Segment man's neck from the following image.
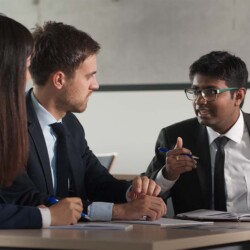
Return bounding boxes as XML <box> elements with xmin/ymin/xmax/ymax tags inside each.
<box><xmin>32</xmin><ymin>87</ymin><xmax>66</xmax><ymax>121</ymax></box>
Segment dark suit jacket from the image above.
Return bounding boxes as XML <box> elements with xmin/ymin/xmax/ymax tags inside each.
<box><xmin>144</xmin><ymin>112</ymin><xmax>250</xmax><ymax>215</ymax></box>
<box><xmin>0</xmin><ymin>192</ymin><xmax>41</xmax><ymax>228</ymax></box>
<box><xmin>1</xmin><ymin>89</ymin><xmax>130</xmax><ymax>211</ymax></box>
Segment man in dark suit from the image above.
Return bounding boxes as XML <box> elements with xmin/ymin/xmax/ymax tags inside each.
<box><xmin>1</xmin><ymin>21</ymin><xmax>166</xmax><ymax>221</ymax></box>
<box><xmin>144</xmin><ymin>51</ymin><xmax>249</xmax><ymax>215</ymax></box>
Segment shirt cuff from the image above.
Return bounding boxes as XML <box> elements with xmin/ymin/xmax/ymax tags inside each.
<box><xmin>88</xmin><ymin>202</ymin><xmax>114</xmax><ymax>221</ymax></box>
<box><xmin>155</xmin><ymin>166</ymin><xmax>177</xmax><ymax>193</ymax></box>
<box><xmin>38</xmin><ymin>207</ymin><xmax>51</xmax><ymax>228</ymax></box>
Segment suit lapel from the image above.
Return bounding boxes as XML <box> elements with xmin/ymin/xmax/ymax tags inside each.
<box><xmin>26</xmin><ymin>90</ymin><xmax>54</xmax><ymax>194</ymax></box>
<box><xmin>243</xmin><ymin>112</ymin><xmax>250</xmax><ymax>135</ymax></box>
<box><xmin>194</xmin><ymin>125</ymin><xmax>212</xmax><ymax>208</ymax></box>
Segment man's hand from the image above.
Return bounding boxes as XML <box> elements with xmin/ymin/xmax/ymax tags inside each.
<box><xmin>163</xmin><ymin>137</ymin><xmax>197</xmax><ymax>180</ymax></box>
<box><xmin>112</xmin><ymin>194</ymin><xmax>167</xmax><ymax>221</ymax></box>
<box><xmin>128</xmin><ymin>176</ymin><xmax>161</xmax><ymax>200</ymax></box>
<box><xmin>49</xmin><ymin>197</ymin><xmax>83</xmax><ymax>226</ymax></box>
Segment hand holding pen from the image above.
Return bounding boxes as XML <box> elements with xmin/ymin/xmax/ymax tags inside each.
<box><xmin>159</xmin><ymin>137</ymin><xmax>198</xmax><ymax>181</ymax></box>
<box><xmin>48</xmin><ymin>197</ymin><xmax>91</xmax><ymax>223</ymax></box>
<box><xmin>158</xmin><ymin>148</ymin><xmax>199</xmax><ymax>159</ymax></box>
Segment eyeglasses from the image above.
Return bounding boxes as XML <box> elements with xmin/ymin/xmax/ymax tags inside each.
<box><xmin>184</xmin><ymin>87</ymin><xmax>239</xmax><ymax>102</ymax></box>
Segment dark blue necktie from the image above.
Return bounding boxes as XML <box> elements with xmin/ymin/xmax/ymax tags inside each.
<box><xmin>214</xmin><ymin>136</ymin><xmax>229</xmax><ymax>211</ymax></box>
<box><xmin>50</xmin><ymin>122</ymin><xmax>69</xmax><ymax>197</ymax></box>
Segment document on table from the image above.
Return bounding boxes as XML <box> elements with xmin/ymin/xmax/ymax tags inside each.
<box><xmin>48</xmin><ymin>222</ymin><xmax>133</xmax><ymax>231</ymax></box>
<box><xmin>114</xmin><ymin>217</ymin><xmax>213</xmax><ymax>228</ymax></box>
<box><xmin>177</xmin><ymin>209</ymin><xmax>250</xmax><ymax>222</ymax></box>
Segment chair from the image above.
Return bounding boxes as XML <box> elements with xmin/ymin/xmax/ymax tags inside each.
<box><xmin>96</xmin><ymin>152</ymin><xmax>117</xmax><ymax>172</ymax></box>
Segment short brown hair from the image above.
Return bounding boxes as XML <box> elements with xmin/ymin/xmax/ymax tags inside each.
<box><xmin>30</xmin><ymin>21</ymin><xmax>100</xmax><ymax>86</ymax></box>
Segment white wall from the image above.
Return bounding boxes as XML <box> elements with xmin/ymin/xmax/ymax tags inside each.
<box><xmin>1</xmin><ymin>0</ymin><xmax>250</xmax><ymax>173</ymax></box>
<box><xmin>2</xmin><ymin>0</ymin><xmax>250</xmax><ymax>84</ymax></box>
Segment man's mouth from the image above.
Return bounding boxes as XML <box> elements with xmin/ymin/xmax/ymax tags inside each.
<box><xmin>196</xmin><ymin>108</ymin><xmax>210</xmax><ymax>117</ymax></box>
<box><xmin>87</xmin><ymin>92</ymin><xmax>92</xmax><ymax>98</ymax></box>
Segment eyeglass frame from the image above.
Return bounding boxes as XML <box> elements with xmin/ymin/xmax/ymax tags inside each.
<box><xmin>184</xmin><ymin>87</ymin><xmax>239</xmax><ymax>102</ymax></box>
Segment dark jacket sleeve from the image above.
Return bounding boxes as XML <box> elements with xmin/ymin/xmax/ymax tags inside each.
<box><xmin>143</xmin><ymin>118</ymin><xmax>212</xmax><ymax>215</ymax></box>
<box><xmin>143</xmin><ymin>118</ymin><xmax>199</xmax><ymax>178</ymax></box>
<box><xmin>66</xmin><ymin>113</ymin><xmax>131</xmax><ymax>203</ymax></box>
<box><xmin>0</xmin><ymin>172</ymin><xmax>49</xmax><ymax>206</ymax></box>
<box><xmin>141</xmin><ymin>127</ymin><xmax>175</xmax><ymax>201</ymax></box>
<box><xmin>143</xmin><ymin>127</ymin><xmax>174</xmax><ymax>179</ymax></box>
<box><xmin>0</xmin><ymin>202</ymin><xmax>42</xmax><ymax>229</ymax></box>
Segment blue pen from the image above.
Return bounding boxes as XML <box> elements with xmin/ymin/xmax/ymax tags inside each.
<box><xmin>48</xmin><ymin>197</ymin><xmax>91</xmax><ymax>221</ymax></box>
<box><xmin>158</xmin><ymin>147</ymin><xmax>199</xmax><ymax>159</ymax></box>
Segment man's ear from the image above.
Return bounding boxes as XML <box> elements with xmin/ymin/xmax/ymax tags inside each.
<box><xmin>52</xmin><ymin>71</ymin><xmax>66</xmax><ymax>90</ymax></box>
<box><xmin>235</xmin><ymin>88</ymin><xmax>246</xmax><ymax>106</ymax></box>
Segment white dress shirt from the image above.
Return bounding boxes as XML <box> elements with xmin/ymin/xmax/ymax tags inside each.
<box><xmin>31</xmin><ymin>92</ymin><xmax>114</xmax><ymax>223</ymax></box>
<box><xmin>207</xmin><ymin>111</ymin><xmax>250</xmax><ymax>212</ymax></box>
<box><xmin>155</xmin><ymin>169</ymin><xmax>176</xmax><ymax>195</ymax></box>
<box><xmin>156</xmin><ymin>111</ymin><xmax>250</xmax><ymax>213</ymax></box>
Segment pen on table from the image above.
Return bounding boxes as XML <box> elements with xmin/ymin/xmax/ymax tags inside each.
<box><xmin>47</xmin><ymin>196</ymin><xmax>91</xmax><ymax>221</ymax></box>
<box><xmin>158</xmin><ymin>147</ymin><xmax>199</xmax><ymax>160</ymax></box>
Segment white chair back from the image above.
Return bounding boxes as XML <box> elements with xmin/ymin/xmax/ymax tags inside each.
<box><xmin>96</xmin><ymin>152</ymin><xmax>117</xmax><ymax>172</ymax></box>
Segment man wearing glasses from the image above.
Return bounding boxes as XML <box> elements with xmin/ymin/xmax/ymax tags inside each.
<box><xmin>144</xmin><ymin>51</ymin><xmax>249</xmax><ymax>215</ymax></box>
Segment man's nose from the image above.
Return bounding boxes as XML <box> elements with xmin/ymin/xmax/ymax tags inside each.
<box><xmin>194</xmin><ymin>94</ymin><xmax>207</xmax><ymax>104</ymax></box>
<box><xmin>90</xmin><ymin>78</ymin><xmax>99</xmax><ymax>90</ymax></box>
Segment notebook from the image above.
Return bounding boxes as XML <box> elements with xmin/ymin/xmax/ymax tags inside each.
<box><xmin>177</xmin><ymin>209</ymin><xmax>250</xmax><ymax>222</ymax></box>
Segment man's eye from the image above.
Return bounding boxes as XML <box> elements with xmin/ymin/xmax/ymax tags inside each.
<box><xmin>204</xmin><ymin>89</ymin><xmax>215</xmax><ymax>95</ymax></box>
<box><xmin>191</xmin><ymin>89</ymin><xmax>198</xmax><ymax>93</ymax></box>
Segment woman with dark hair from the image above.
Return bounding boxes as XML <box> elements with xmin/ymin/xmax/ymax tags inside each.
<box><xmin>0</xmin><ymin>14</ymin><xmax>83</xmax><ymax>229</ymax></box>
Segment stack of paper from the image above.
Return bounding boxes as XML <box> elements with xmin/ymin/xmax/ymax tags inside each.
<box><xmin>177</xmin><ymin>209</ymin><xmax>250</xmax><ymax>222</ymax></box>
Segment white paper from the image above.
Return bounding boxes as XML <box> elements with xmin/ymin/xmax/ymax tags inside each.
<box><xmin>114</xmin><ymin>217</ymin><xmax>213</xmax><ymax>228</ymax></box>
<box><xmin>48</xmin><ymin>222</ymin><xmax>133</xmax><ymax>231</ymax></box>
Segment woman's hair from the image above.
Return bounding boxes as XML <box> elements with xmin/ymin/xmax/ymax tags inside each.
<box><xmin>0</xmin><ymin>14</ymin><xmax>33</xmax><ymax>187</ymax></box>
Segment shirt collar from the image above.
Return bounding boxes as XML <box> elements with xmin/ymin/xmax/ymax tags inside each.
<box><xmin>31</xmin><ymin>91</ymin><xmax>60</xmax><ymax>131</ymax></box>
<box><xmin>207</xmin><ymin>111</ymin><xmax>244</xmax><ymax>145</ymax></box>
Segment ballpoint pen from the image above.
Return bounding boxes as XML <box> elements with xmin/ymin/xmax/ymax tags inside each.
<box><xmin>158</xmin><ymin>147</ymin><xmax>199</xmax><ymax>160</ymax></box>
<box><xmin>47</xmin><ymin>196</ymin><xmax>91</xmax><ymax>221</ymax></box>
